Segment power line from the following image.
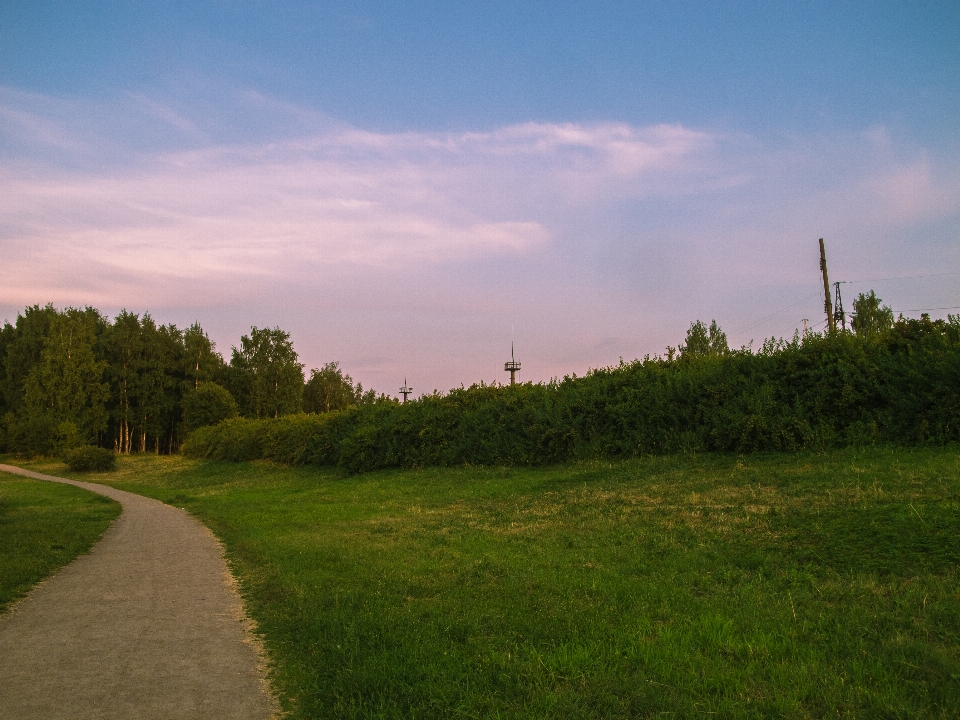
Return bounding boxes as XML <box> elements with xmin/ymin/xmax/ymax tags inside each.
<box><xmin>731</xmin><ymin>251</ymin><xmax>957</xmax><ymax>341</ymax></box>
<box><xmin>899</xmin><ymin>306</ymin><xmax>960</xmax><ymax>312</ymax></box>
<box><xmin>839</xmin><ymin>272</ymin><xmax>959</xmax><ymax>284</ymax></box>
<box><xmin>731</xmin><ymin>291</ymin><xmax>821</xmax><ymax>337</ymax></box>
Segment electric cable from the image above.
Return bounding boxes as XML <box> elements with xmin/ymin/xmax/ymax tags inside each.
<box><xmin>731</xmin><ymin>290</ymin><xmax>821</xmax><ymax>337</ymax></box>
<box><xmin>839</xmin><ymin>271</ymin><xmax>959</xmax><ymax>284</ymax></box>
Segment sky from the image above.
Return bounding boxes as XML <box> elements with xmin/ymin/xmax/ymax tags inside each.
<box><xmin>1</xmin><ymin>1</ymin><xmax>959</xmax><ymax>397</ymax></box>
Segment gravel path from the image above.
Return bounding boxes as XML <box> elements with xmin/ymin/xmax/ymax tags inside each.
<box><xmin>0</xmin><ymin>464</ymin><xmax>278</xmax><ymax>720</ymax></box>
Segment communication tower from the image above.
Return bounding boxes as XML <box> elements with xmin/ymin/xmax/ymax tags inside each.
<box><xmin>399</xmin><ymin>378</ymin><xmax>413</xmax><ymax>403</ymax></box>
<box><xmin>504</xmin><ymin>343</ymin><xmax>521</xmax><ymax>385</ymax></box>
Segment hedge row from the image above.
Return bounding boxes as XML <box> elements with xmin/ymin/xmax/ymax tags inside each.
<box><xmin>183</xmin><ymin>316</ymin><xmax>960</xmax><ymax>473</ymax></box>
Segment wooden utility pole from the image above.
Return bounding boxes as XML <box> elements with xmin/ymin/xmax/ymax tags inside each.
<box><xmin>819</xmin><ymin>238</ymin><xmax>835</xmax><ymax>333</ymax></box>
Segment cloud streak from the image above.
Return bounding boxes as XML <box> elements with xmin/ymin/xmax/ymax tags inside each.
<box><xmin>0</xmin><ymin>108</ymin><xmax>722</xmax><ymax>306</ymax></box>
<box><xmin>1</xmin><ymin>88</ymin><xmax>958</xmax><ymax>392</ymax></box>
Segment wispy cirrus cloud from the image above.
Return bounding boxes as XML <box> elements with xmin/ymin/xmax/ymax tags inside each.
<box><xmin>0</xmin><ymin>97</ymin><xmax>722</xmax><ymax>306</ymax></box>
<box><xmin>1</xmin><ymin>87</ymin><xmax>958</xmax><ymax>392</ymax></box>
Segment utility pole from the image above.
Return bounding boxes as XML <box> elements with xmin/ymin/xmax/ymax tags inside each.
<box><xmin>819</xmin><ymin>238</ymin><xmax>835</xmax><ymax>333</ymax></box>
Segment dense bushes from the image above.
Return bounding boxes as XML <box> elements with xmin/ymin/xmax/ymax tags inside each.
<box><xmin>184</xmin><ymin>316</ymin><xmax>960</xmax><ymax>473</ymax></box>
<box><xmin>64</xmin><ymin>445</ymin><xmax>117</xmax><ymax>472</ymax></box>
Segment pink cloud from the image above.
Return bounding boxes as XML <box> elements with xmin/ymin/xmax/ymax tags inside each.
<box><xmin>0</xmin><ymin>116</ymin><xmax>720</xmax><ymax>307</ymax></box>
<box><xmin>1</xmin><ymin>92</ymin><xmax>958</xmax><ymax>393</ymax></box>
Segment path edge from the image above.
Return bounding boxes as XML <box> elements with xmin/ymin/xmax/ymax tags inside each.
<box><xmin>0</xmin><ymin>464</ymin><xmax>124</xmax><ymax>620</ymax></box>
<box><xmin>0</xmin><ymin>462</ymin><xmax>284</xmax><ymax>719</ymax></box>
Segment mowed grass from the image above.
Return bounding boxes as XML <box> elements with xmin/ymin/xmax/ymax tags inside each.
<box><xmin>0</xmin><ymin>467</ymin><xmax>121</xmax><ymax>615</ymax></box>
<box><xmin>19</xmin><ymin>446</ymin><xmax>960</xmax><ymax>719</ymax></box>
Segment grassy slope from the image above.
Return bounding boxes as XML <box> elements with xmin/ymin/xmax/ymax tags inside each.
<box><xmin>0</xmin><ymin>466</ymin><xmax>121</xmax><ymax>615</ymax></box>
<box><xmin>19</xmin><ymin>447</ymin><xmax>960</xmax><ymax>719</ymax></box>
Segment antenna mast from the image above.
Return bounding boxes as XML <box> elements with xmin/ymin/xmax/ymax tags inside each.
<box><xmin>399</xmin><ymin>377</ymin><xmax>412</xmax><ymax>403</ymax></box>
<box><xmin>504</xmin><ymin>342</ymin><xmax>521</xmax><ymax>385</ymax></box>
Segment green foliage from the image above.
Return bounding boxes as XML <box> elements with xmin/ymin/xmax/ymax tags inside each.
<box><xmin>183</xmin><ymin>322</ymin><xmax>224</xmax><ymax>390</ymax></box>
<box><xmin>680</xmin><ymin>318</ymin><xmax>728</xmax><ymax>358</ymax></box>
<box><xmin>851</xmin><ymin>290</ymin><xmax>895</xmax><ymax>336</ymax></box>
<box><xmin>0</xmin><ymin>305</ymin><xmax>235</xmax><ymax>455</ymax></box>
<box><xmin>22</xmin><ymin>308</ymin><xmax>109</xmax><ymax>448</ymax></box>
<box><xmin>226</xmin><ymin>326</ymin><xmax>304</xmax><ymax>419</ymax></box>
<box><xmin>3</xmin><ymin>415</ymin><xmax>69</xmax><ymax>457</ymax></box>
<box><xmin>0</xmin><ymin>305</ymin><xmax>58</xmax><ymax>418</ymax></box>
<box><xmin>186</xmin><ymin>316</ymin><xmax>960</xmax><ymax>472</ymax></box>
<box><xmin>63</xmin><ymin>445</ymin><xmax>117</xmax><ymax>472</ymax></box>
<box><xmin>102</xmin><ymin>311</ymin><xmax>189</xmax><ymax>453</ymax></box>
<box><xmin>303</xmin><ymin>362</ymin><xmax>376</xmax><ymax>413</ymax></box>
<box><xmin>182</xmin><ymin>382</ymin><xmax>239</xmax><ymax>432</ymax></box>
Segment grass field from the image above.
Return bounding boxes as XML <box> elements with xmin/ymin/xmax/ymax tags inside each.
<box><xmin>14</xmin><ymin>447</ymin><xmax>960</xmax><ymax>718</ymax></box>
<box><xmin>0</xmin><ymin>468</ymin><xmax>121</xmax><ymax>616</ymax></box>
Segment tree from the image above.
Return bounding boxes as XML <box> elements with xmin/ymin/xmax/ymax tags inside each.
<box><xmin>851</xmin><ymin>291</ymin><xmax>894</xmax><ymax>337</ymax></box>
<box><xmin>22</xmin><ymin>307</ymin><xmax>109</xmax><ymax>451</ymax></box>
<box><xmin>182</xmin><ymin>382</ymin><xmax>238</xmax><ymax>432</ymax></box>
<box><xmin>228</xmin><ymin>326</ymin><xmax>304</xmax><ymax>418</ymax></box>
<box><xmin>134</xmin><ymin>316</ymin><xmax>181</xmax><ymax>453</ymax></box>
<box><xmin>103</xmin><ymin>312</ymin><xmax>191</xmax><ymax>453</ymax></box>
<box><xmin>156</xmin><ymin>323</ymin><xmax>188</xmax><ymax>453</ymax></box>
<box><xmin>183</xmin><ymin>322</ymin><xmax>223</xmax><ymax>390</ymax></box>
<box><xmin>1</xmin><ymin>304</ymin><xmax>58</xmax><ymax>416</ymax></box>
<box><xmin>680</xmin><ymin>320</ymin><xmax>729</xmax><ymax>359</ymax></box>
<box><xmin>304</xmin><ymin>362</ymin><xmax>364</xmax><ymax>413</ymax></box>
<box><xmin>103</xmin><ymin>310</ymin><xmax>143</xmax><ymax>454</ymax></box>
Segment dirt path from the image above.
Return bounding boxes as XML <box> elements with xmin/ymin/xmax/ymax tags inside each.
<box><xmin>0</xmin><ymin>464</ymin><xmax>278</xmax><ymax>720</ymax></box>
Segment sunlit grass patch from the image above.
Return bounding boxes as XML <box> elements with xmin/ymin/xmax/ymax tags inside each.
<box><xmin>17</xmin><ymin>446</ymin><xmax>960</xmax><ymax>718</ymax></box>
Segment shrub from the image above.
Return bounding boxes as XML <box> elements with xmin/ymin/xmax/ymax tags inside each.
<box><xmin>182</xmin><ymin>382</ymin><xmax>239</xmax><ymax>432</ymax></box>
<box><xmin>64</xmin><ymin>445</ymin><xmax>117</xmax><ymax>472</ymax></box>
<box><xmin>183</xmin><ymin>317</ymin><xmax>960</xmax><ymax>473</ymax></box>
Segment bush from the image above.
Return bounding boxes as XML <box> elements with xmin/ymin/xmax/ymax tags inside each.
<box><xmin>183</xmin><ymin>316</ymin><xmax>960</xmax><ymax>473</ymax></box>
<box><xmin>182</xmin><ymin>382</ymin><xmax>239</xmax><ymax>432</ymax></box>
<box><xmin>64</xmin><ymin>445</ymin><xmax>117</xmax><ymax>472</ymax></box>
<box><xmin>2</xmin><ymin>417</ymin><xmax>82</xmax><ymax>457</ymax></box>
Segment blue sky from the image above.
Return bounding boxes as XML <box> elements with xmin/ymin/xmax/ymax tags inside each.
<box><xmin>1</xmin><ymin>1</ymin><xmax>958</xmax><ymax>394</ymax></box>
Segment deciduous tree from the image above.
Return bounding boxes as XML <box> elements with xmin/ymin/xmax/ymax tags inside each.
<box><xmin>851</xmin><ymin>291</ymin><xmax>894</xmax><ymax>337</ymax></box>
<box><xmin>228</xmin><ymin>326</ymin><xmax>303</xmax><ymax>418</ymax></box>
<box><xmin>22</xmin><ymin>307</ymin><xmax>109</xmax><ymax>450</ymax></box>
<box><xmin>680</xmin><ymin>320</ymin><xmax>728</xmax><ymax>358</ymax></box>
<box><xmin>304</xmin><ymin>362</ymin><xmax>363</xmax><ymax>413</ymax></box>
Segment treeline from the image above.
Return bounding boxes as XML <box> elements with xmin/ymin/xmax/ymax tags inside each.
<box><xmin>184</xmin><ymin>306</ymin><xmax>960</xmax><ymax>474</ymax></box>
<box><xmin>0</xmin><ymin>305</ymin><xmax>382</xmax><ymax>456</ymax></box>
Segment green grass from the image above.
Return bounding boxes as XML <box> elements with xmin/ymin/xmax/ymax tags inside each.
<box><xmin>0</xmin><ymin>467</ymin><xmax>121</xmax><ymax>615</ymax></box>
<box><xmin>17</xmin><ymin>447</ymin><xmax>960</xmax><ymax>718</ymax></box>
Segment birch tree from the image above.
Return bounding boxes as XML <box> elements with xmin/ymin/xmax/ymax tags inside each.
<box><xmin>228</xmin><ymin>326</ymin><xmax>304</xmax><ymax>418</ymax></box>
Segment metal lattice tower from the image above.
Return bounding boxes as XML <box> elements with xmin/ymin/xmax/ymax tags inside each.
<box><xmin>399</xmin><ymin>378</ymin><xmax>413</xmax><ymax>403</ymax></box>
<box><xmin>834</xmin><ymin>282</ymin><xmax>846</xmax><ymax>331</ymax></box>
<box><xmin>504</xmin><ymin>342</ymin><xmax>521</xmax><ymax>385</ymax></box>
